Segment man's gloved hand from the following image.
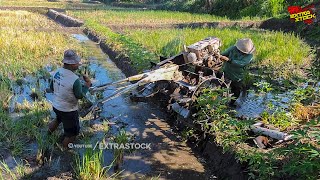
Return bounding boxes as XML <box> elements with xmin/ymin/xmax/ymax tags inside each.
<box><xmin>220</xmin><ymin>55</ymin><xmax>229</xmax><ymax>61</ymax></box>
<box><xmin>83</xmin><ymin>75</ymin><xmax>92</xmax><ymax>87</ymax></box>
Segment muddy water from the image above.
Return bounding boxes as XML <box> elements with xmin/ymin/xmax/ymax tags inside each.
<box><xmin>236</xmin><ymin>82</ymin><xmax>320</xmax><ymax>118</ymax></box>
<box><xmin>235</xmin><ymin>91</ymin><xmax>292</xmax><ymax>118</ymax></box>
<box><xmin>72</xmin><ymin>34</ymin><xmax>206</xmax><ymax>179</ymax></box>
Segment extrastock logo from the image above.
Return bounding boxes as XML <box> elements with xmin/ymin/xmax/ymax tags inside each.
<box><xmin>288</xmin><ymin>4</ymin><xmax>317</xmax><ymax>25</ymax></box>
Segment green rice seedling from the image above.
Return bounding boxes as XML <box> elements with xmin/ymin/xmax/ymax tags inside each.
<box><xmin>5</xmin><ymin>123</ymin><xmax>25</xmax><ymax>156</ymax></box>
<box><xmin>101</xmin><ymin>120</ymin><xmax>110</xmax><ymax>133</ymax></box>
<box><xmin>73</xmin><ymin>148</ymin><xmax>110</xmax><ymax>180</ymax></box>
<box><xmin>15</xmin><ymin>161</ymin><xmax>27</xmax><ymax>178</ymax></box>
<box><xmin>124</xmin><ymin>27</ymin><xmax>312</xmax><ymax>79</ymax></box>
<box><xmin>0</xmin><ymin>160</ymin><xmax>16</xmax><ymax>180</ymax></box>
<box><xmin>113</xmin><ymin>129</ymin><xmax>131</xmax><ymax>172</ymax></box>
<box><xmin>67</xmin><ymin>9</ymin><xmax>232</xmax><ymax>27</ymax></box>
<box><xmin>126</xmin><ymin>28</ymin><xmax>311</xmax><ymax>66</ymax></box>
<box><xmin>35</xmin><ymin>131</ymin><xmax>59</xmax><ymax>166</ymax></box>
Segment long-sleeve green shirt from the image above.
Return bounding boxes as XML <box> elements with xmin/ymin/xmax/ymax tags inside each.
<box><xmin>221</xmin><ymin>46</ymin><xmax>253</xmax><ymax>82</ymax></box>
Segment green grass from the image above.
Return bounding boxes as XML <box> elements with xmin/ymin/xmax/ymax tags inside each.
<box><xmin>124</xmin><ymin>27</ymin><xmax>312</xmax><ymax>79</ymax></box>
<box><xmin>81</xmin><ymin>19</ymin><xmax>157</xmax><ymax>72</ymax></box>
<box><xmin>69</xmin><ymin>8</ymin><xmax>312</xmax><ymax>79</ymax></box>
<box><xmin>67</xmin><ymin>9</ymin><xmax>233</xmax><ymax>26</ymax></box>
<box><xmin>0</xmin><ymin>157</ymin><xmax>27</xmax><ymax>180</ymax></box>
<box><xmin>113</xmin><ymin>129</ymin><xmax>130</xmax><ymax>169</ymax></box>
<box><xmin>73</xmin><ymin>148</ymin><xmax>111</xmax><ymax>180</ymax></box>
<box><xmin>125</xmin><ymin>28</ymin><xmax>312</xmax><ymax>66</ymax></box>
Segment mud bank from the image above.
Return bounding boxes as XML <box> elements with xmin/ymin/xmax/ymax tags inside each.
<box><xmin>161</xmin><ymin>106</ymin><xmax>248</xmax><ymax>179</ymax></box>
<box><xmin>83</xmin><ymin>28</ymin><xmax>138</xmax><ymax>77</ymax></box>
<box><xmin>47</xmin><ymin>9</ymin><xmax>83</xmax><ymax>27</ymax></box>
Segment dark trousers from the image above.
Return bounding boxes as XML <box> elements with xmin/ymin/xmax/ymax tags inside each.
<box><xmin>229</xmin><ymin>80</ymin><xmax>242</xmax><ymax>105</ymax></box>
<box><xmin>53</xmin><ymin>107</ymin><xmax>80</xmax><ymax>137</ymax></box>
<box><xmin>215</xmin><ymin>71</ymin><xmax>242</xmax><ymax>105</ymax></box>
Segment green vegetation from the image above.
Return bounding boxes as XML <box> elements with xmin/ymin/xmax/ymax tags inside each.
<box><xmin>68</xmin><ymin>9</ymin><xmax>232</xmax><ymax>26</ymax></box>
<box><xmin>0</xmin><ymin>9</ymin><xmax>86</xmax><ymax>178</ymax></box>
<box><xmin>0</xmin><ymin>1</ymin><xmax>319</xmax><ymax>179</ymax></box>
<box><xmin>113</xmin><ymin>129</ymin><xmax>131</xmax><ymax>171</ymax></box>
<box><xmin>73</xmin><ymin>148</ymin><xmax>110</xmax><ymax>180</ymax></box>
<box><xmin>104</xmin><ymin>0</ymin><xmax>316</xmax><ymax>19</ymax></box>
<box><xmin>80</xmin><ymin>19</ymin><xmax>158</xmax><ymax>72</ymax></box>
<box><xmin>125</xmin><ymin>28</ymin><xmax>312</xmax><ymax>67</ymax></box>
<box><xmin>0</xmin><ymin>11</ymin><xmax>82</xmax><ymax>81</ymax></box>
<box><xmin>0</xmin><ymin>159</ymin><xmax>26</xmax><ymax>180</ymax></box>
<box><xmin>68</xmin><ymin>9</ymin><xmax>313</xmax><ymax>79</ymax></box>
<box><xmin>36</xmin><ymin>131</ymin><xmax>59</xmax><ymax>165</ymax></box>
<box><xmin>195</xmin><ymin>82</ymin><xmax>319</xmax><ymax>179</ymax></box>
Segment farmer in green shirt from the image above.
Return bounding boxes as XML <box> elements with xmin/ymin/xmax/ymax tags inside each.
<box><xmin>48</xmin><ymin>49</ymin><xmax>91</xmax><ymax>148</ymax></box>
<box><xmin>220</xmin><ymin>38</ymin><xmax>255</xmax><ymax>107</ymax></box>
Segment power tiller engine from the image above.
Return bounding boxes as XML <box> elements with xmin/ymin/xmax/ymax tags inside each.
<box><xmin>130</xmin><ymin>37</ymin><xmax>230</xmax><ymax>118</ymax></box>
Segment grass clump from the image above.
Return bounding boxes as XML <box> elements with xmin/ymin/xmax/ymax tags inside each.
<box><xmin>0</xmin><ymin>158</ymin><xmax>27</xmax><ymax>180</ymax></box>
<box><xmin>73</xmin><ymin>148</ymin><xmax>110</xmax><ymax>180</ymax></box>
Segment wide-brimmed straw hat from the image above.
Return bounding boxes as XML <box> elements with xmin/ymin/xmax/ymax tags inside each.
<box><xmin>235</xmin><ymin>38</ymin><xmax>255</xmax><ymax>54</ymax></box>
<box><xmin>62</xmin><ymin>49</ymin><xmax>82</xmax><ymax>65</ymax></box>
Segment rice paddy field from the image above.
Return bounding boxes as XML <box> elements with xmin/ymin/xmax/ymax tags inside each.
<box><xmin>0</xmin><ymin>10</ymin><xmax>86</xmax><ymax>179</ymax></box>
<box><xmin>68</xmin><ymin>10</ymin><xmax>314</xmax><ymax>80</ymax></box>
<box><xmin>0</xmin><ymin>0</ymin><xmax>105</xmax><ymax>9</ymax></box>
<box><xmin>68</xmin><ymin>9</ymin><xmax>232</xmax><ymax>25</ymax></box>
<box><xmin>0</xmin><ymin>1</ymin><xmax>319</xmax><ymax>179</ymax></box>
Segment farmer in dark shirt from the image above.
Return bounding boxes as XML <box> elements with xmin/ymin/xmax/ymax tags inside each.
<box><xmin>220</xmin><ymin>38</ymin><xmax>255</xmax><ymax>107</ymax></box>
<box><xmin>48</xmin><ymin>49</ymin><xmax>91</xmax><ymax>148</ymax></box>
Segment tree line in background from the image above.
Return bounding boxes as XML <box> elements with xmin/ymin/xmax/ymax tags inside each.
<box><xmin>101</xmin><ymin>0</ymin><xmax>317</xmax><ymax>18</ymax></box>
